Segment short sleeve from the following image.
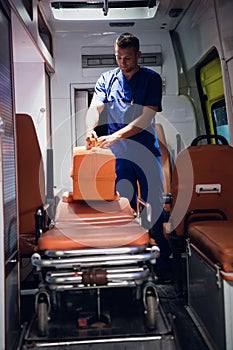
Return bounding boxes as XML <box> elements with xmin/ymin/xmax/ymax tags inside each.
<box><xmin>145</xmin><ymin>73</ymin><xmax>162</xmax><ymax>112</ymax></box>
<box><xmin>92</xmin><ymin>74</ymin><xmax>108</xmax><ymax>104</ymax></box>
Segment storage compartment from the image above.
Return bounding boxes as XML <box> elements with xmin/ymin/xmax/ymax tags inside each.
<box><xmin>187</xmin><ymin>247</ymin><xmax>233</xmax><ymax>350</ymax></box>
<box><xmin>71</xmin><ymin>146</ymin><xmax>116</xmax><ymax>201</ymax></box>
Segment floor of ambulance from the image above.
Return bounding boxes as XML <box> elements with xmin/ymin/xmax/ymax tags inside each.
<box><xmin>21</xmin><ymin>282</ymin><xmax>210</xmax><ymax>350</ymax></box>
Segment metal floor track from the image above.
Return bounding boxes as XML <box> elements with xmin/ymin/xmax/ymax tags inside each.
<box><xmin>20</xmin><ymin>283</ymin><xmax>210</xmax><ymax>350</ymax></box>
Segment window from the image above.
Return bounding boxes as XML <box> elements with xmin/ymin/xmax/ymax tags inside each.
<box><xmin>212</xmin><ymin>99</ymin><xmax>229</xmax><ymax>143</ymax></box>
<box><xmin>38</xmin><ymin>8</ymin><xmax>53</xmax><ymax>56</ymax></box>
<box><xmin>196</xmin><ymin>48</ymin><xmax>229</xmax><ymax>143</ymax></box>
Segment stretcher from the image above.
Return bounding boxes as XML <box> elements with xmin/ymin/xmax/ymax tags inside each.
<box><xmin>31</xmin><ymin>140</ymin><xmax>160</xmax><ymax>336</ymax></box>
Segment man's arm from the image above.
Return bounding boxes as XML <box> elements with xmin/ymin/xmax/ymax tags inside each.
<box><xmin>98</xmin><ymin>106</ymin><xmax>157</xmax><ymax>148</ymax></box>
<box><xmin>86</xmin><ymin>100</ymin><xmax>105</xmax><ymax>139</ymax></box>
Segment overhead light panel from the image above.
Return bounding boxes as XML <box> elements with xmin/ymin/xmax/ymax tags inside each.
<box><xmin>51</xmin><ymin>1</ymin><xmax>160</xmax><ymax>20</ymax></box>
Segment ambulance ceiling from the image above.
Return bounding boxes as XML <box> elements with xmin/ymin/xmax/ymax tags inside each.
<box><xmin>39</xmin><ymin>0</ymin><xmax>192</xmax><ymax>32</ymax></box>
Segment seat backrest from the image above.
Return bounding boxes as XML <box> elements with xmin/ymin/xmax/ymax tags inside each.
<box><xmin>169</xmin><ymin>144</ymin><xmax>233</xmax><ymax>235</ymax></box>
<box><xmin>156</xmin><ymin>123</ymin><xmax>172</xmax><ymax>195</ymax></box>
<box><xmin>156</xmin><ymin>123</ymin><xmax>172</xmax><ymax>214</ymax></box>
<box><xmin>16</xmin><ymin>114</ymin><xmax>45</xmax><ymax>236</ymax></box>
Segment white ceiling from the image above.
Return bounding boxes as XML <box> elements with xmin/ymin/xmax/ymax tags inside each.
<box><xmin>11</xmin><ymin>0</ymin><xmax>193</xmax><ymax>63</ymax></box>
<box><xmin>39</xmin><ymin>0</ymin><xmax>193</xmax><ymax>32</ymax></box>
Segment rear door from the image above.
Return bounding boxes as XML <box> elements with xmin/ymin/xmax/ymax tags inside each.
<box><xmin>197</xmin><ymin>49</ymin><xmax>229</xmax><ymax>143</ymax></box>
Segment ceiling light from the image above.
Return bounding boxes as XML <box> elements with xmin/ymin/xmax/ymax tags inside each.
<box><xmin>51</xmin><ymin>1</ymin><xmax>160</xmax><ymax>21</ymax></box>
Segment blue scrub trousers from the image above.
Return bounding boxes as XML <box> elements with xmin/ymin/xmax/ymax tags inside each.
<box><xmin>115</xmin><ymin>154</ymin><xmax>171</xmax><ymax>265</ymax></box>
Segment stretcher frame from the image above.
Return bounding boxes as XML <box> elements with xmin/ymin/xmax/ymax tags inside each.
<box><xmin>31</xmin><ymin>195</ymin><xmax>160</xmax><ymax>336</ymax></box>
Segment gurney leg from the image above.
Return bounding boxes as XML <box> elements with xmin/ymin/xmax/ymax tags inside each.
<box><xmin>97</xmin><ymin>288</ymin><xmax>111</xmax><ymax>324</ymax></box>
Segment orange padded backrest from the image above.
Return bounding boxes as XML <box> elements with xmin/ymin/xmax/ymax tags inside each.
<box><xmin>136</xmin><ymin>124</ymin><xmax>172</xmax><ymax>216</ymax></box>
<box><xmin>169</xmin><ymin>144</ymin><xmax>233</xmax><ymax>235</ymax></box>
<box><xmin>16</xmin><ymin>114</ymin><xmax>45</xmax><ymax>253</ymax></box>
<box><xmin>156</xmin><ymin>123</ymin><xmax>172</xmax><ymax>195</ymax></box>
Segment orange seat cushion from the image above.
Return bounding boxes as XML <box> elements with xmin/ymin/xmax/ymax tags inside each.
<box><xmin>189</xmin><ymin>221</ymin><xmax>233</xmax><ymax>273</ymax></box>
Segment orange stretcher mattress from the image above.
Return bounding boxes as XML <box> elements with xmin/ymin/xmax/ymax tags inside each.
<box><xmin>38</xmin><ymin>192</ymin><xmax>148</xmax><ymax>250</ymax></box>
<box><xmin>189</xmin><ymin>220</ymin><xmax>233</xmax><ymax>273</ymax></box>
<box><xmin>71</xmin><ymin>146</ymin><xmax>116</xmax><ymax>201</ymax></box>
<box><xmin>55</xmin><ymin>192</ymin><xmax>135</xmax><ymax>226</ymax></box>
<box><xmin>38</xmin><ymin>220</ymin><xmax>149</xmax><ymax>250</ymax></box>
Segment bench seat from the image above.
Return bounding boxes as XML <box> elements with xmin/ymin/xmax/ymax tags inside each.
<box><xmin>189</xmin><ymin>220</ymin><xmax>233</xmax><ymax>274</ymax></box>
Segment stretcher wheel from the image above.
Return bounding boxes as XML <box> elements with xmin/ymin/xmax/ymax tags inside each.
<box><xmin>37</xmin><ymin>302</ymin><xmax>48</xmax><ymax>336</ymax></box>
<box><xmin>145</xmin><ymin>295</ymin><xmax>158</xmax><ymax>329</ymax></box>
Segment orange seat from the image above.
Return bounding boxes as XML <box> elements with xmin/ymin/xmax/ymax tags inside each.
<box><xmin>16</xmin><ymin>114</ymin><xmax>46</xmax><ymax>255</ymax></box>
<box><xmin>167</xmin><ymin>143</ymin><xmax>233</xmax><ymax>236</ymax></box>
<box><xmin>188</xmin><ymin>220</ymin><xmax>233</xmax><ymax>274</ymax></box>
<box><xmin>172</xmin><ymin>138</ymin><xmax>233</xmax><ymax>350</ymax></box>
<box><xmin>162</xmin><ymin>138</ymin><xmax>233</xmax><ymax>302</ymax></box>
<box><xmin>166</xmin><ymin>140</ymin><xmax>233</xmax><ymax>278</ymax></box>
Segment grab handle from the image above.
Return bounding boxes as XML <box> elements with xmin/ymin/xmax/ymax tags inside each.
<box><xmin>86</xmin><ymin>137</ymin><xmax>99</xmax><ymax>150</ymax></box>
<box><xmin>191</xmin><ymin>134</ymin><xmax>228</xmax><ymax>146</ymax></box>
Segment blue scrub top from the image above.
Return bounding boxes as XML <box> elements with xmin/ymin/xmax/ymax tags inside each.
<box><xmin>92</xmin><ymin>66</ymin><xmax>162</xmax><ymax>157</ymax></box>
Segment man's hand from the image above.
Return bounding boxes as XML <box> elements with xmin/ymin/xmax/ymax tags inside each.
<box><xmin>97</xmin><ymin>134</ymin><xmax>119</xmax><ymax>148</ymax></box>
<box><xmin>86</xmin><ymin>130</ymin><xmax>98</xmax><ymax>149</ymax></box>
<box><xmin>86</xmin><ymin>129</ymin><xmax>98</xmax><ymax>140</ymax></box>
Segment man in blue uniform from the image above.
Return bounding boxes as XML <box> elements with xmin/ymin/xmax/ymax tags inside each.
<box><xmin>86</xmin><ymin>33</ymin><xmax>171</xmax><ymax>277</ymax></box>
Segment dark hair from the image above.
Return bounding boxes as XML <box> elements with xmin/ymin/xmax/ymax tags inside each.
<box><xmin>115</xmin><ymin>33</ymin><xmax>140</xmax><ymax>53</ymax></box>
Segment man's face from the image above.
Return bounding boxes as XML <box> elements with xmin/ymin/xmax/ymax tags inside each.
<box><xmin>115</xmin><ymin>45</ymin><xmax>141</xmax><ymax>74</ymax></box>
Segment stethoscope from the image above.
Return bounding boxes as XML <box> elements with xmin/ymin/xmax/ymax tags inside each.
<box><xmin>107</xmin><ymin>68</ymin><xmax>141</xmax><ymax>106</ymax></box>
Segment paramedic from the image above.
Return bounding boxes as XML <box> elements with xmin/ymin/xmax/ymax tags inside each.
<box><xmin>86</xmin><ymin>33</ymin><xmax>171</xmax><ymax>276</ymax></box>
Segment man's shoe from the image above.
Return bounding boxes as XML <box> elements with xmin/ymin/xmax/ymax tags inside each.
<box><xmin>154</xmin><ymin>258</ymin><xmax>173</xmax><ymax>283</ymax></box>
<box><xmin>155</xmin><ymin>268</ymin><xmax>173</xmax><ymax>284</ymax></box>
